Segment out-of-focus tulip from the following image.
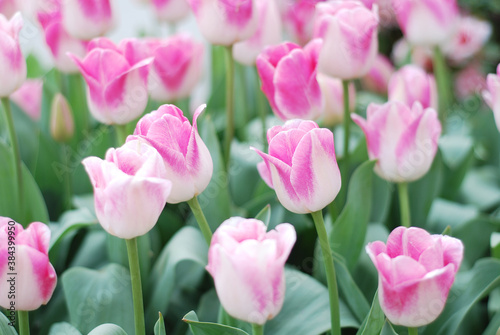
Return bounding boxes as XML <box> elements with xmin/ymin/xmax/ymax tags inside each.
<box><xmin>392</xmin><ymin>0</ymin><xmax>459</xmax><ymax>46</ymax></box>
<box><xmin>280</xmin><ymin>0</ymin><xmax>323</xmax><ymax>46</ymax></box>
<box><xmin>483</xmin><ymin>64</ymin><xmax>500</xmax><ymax>132</ymax></box>
<box><xmin>0</xmin><ymin>13</ymin><xmax>26</xmax><ymax>97</ymax></box>
<box><xmin>50</xmin><ymin>93</ymin><xmax>74</xmax><ymax>142</ymax></box>
<box><xmin>206</xmin><ymin>217</ymin><xmax>296</xmax><ymax>325</ymax></box>
<box><xmin>317</xmin><ymin>73</ymin><xmax>355</xmax><ymax>126</ymax></box>
<box><xmin>352</xmin><ymin>101</ymin><xmax>441</xmax><ymax>182</ymax></box>
<box><xmin>252</xmin><ymin>120</ymin><xmax>341</xmax><ymax>214</ymax></box>
<box><xmin>256</xmin><ymin>40</ymin><xmax>322</xmax><ymax>121</ymax></box>
<box><xmin>130</xmin><ymin>104</ymin><xmax>213</xmax><ymax>204</ymax></box>
<box><xmin>366</xmin><ymin>226</ymin><xmax>463</xmax><ymax>327</ymax></box>
<box><xmin>391</xmin><ymin>38</ymin><xmax>433</xmax><ymax>71</ymax></box>
<box><xmin>187</xmin><ymin>0</ymin><xmax>258</xmax><ymax>46</ymax></box>
<box><xmin>61</xmin><ymin>0</ymin><xmax>114</xmax><ymax>40</ymax></box>
<box><xmin>69</xmin><ymin>38</ymin><xmax>152</xmax><ymax>125</ymax></box>
<box><xmin>0</xmin><ymin>0</ymin><xmax>19</xmax><ymax>19</ymax></box>
<box><xmin>0</xmin><ymin>218</ymin><xmax>57</xmax><ymax>311</ymax></box>
<box><xmin>388</xmin><ymin>64</ymin><xmax>437</xmax><ymax>110</ymax></box>
<box><xmin>361</xmin><ymin>54</ymin><xmax>394</xmax><ymax>95</ymax></box>
<box><xmin>314</xmin><ymin>0</ymin><xmax>379</xmax><ymax>80</ymax></box>
<box><xmin>82</xmin><ymin>139</ymin><xmax>172</xmax><ymax>239</ymax></box>
<box><xmin>152</xmin><ymin>0</ymin><xmax>191</xmax><ymax>22</ymax></box>
<box><xmin>455</xmin><ymin>63</ymin><xmax>486</xmax><ymax>100</ymax></box>
<box><xmin>233</xmin><ymin>0</ymin><xmax>282</xmax><ymax>66</ymax></box>
<box><xmin>11</xmin><ymin>79</ymin><xmax>43</xmax><ymax>121</ymax></box>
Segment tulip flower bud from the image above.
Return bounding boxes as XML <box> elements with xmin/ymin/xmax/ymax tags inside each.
<box><xmin>361</xmin><ymin>54</ymin><xmax>395</xmax><ymax>95</ymax></box>
<box><xmin>317</xmin><ymin>73</ymin><xmax>356</xmax><ymax>126</ymax></box>
<box><xmin>152</xmin><ymin>0</ymin><xmax>191</xmax><ymax>23</ymax></box>
<box><xmin>388</xmin><ymin>65</ymin><xmax>438</xmax><ymax>110</ymax></box>
<box><xmin>50</xmin><ymin>93</ymin><xmax>75</xmax><ymax>143</ymax></box>
<box><xmin>483</xmin><ymin>64</ymin><xmax>500</xmax><ymax>132</ymax></box>
<box><xmin>62</xmin><ymin>0</ymin><xmax>114</xmax><ymax>40</ymax></box>
<box><xmin>0</xmin><ymin>12</ymin><xmax>26</xmax><ymax>97</ymax></box>
<box><xmin>281</xmin><ymin>0</ymin><xmax>322</xmax><ymax>46</ymax></box>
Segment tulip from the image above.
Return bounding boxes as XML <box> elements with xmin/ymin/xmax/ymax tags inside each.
<box><xmin>0</xmin><ymin>12</ymin><xmax>26</xmax><ymax>97</ymax></box>
<box><xmin>206</xmin><ymin>217</ymin><xmax>296</xmax><ymax>325</ymax></box>
<box><xmin>0</xmin><ymin>218</ymin><xmax>57</xmax><ymax>311</ymax></box>
<box><xmin>455</xmin><ymin>63</ymin><xmax>486</xmax><ymax>100</ymax></box>
<box><xmin>50</xmin><ymin>93</ymin><xmax>75</xmax><ymax>142</ymax></box>
<box><xmin>187</xmin><ymin>0</ymin><xmax>258</xmax><ymax>46</ymax></box>
<box><xmin>392</xmin><ymin>0</ymin><xmax>459</xmax><ymax>46</ymax></box>
<box><xmin>0</xmin><ymin>0</ymin><xmax>18</xmax><ymax>19</ymax></box>
<box><xmin>61</xmin><ymin>0</ymin><xmax>114</xmax><ymax>40</ymax></box>
<box><xmin>256</xmin><ymin>40</ymin><xmax>322</xmax><ymax>121</ymax></box>
<box><xmin>361</xmin><ymin>54</ymin><xmax>394</xmax><ymax>95</ymax></box>
<box><xmin>388</xmin><ymin>65</ymin><xmax>438</xmax><ymax>110</ymax></box>
<box><xmin>352</xmin><ymin>101</ymin><xmax>441</xmax><ymax>183</ymax></box>
<box><xmin>130</xmin><ymin>104</ymin><xmax>213</xmax><ymax>204</ymax></box>
<box><xmin>366</xmin><ymin>226</ymin><xmax>463</xmax><ymax>327</ymax></box>
<box><xmin>252</xmin><ymin>119</ymin><xmax>341</xmax><ymax>214</ymax></box>
<box><xmin>392</xmin><ymin>38</ymin><xmax>433</xmax><ymax>71</ymax></box>
<box><xmin>233</xmin><ymin>0</ymin><xmax>282</xmax><ymax>66</ymax></box>
<box><xmin>69</xmin><ymin>38</ymin><xmax>153</xmax><ymax>125</ymax></box>
<box><xmin>11</xmin><ymin>79</ymin><xmax>43</xmax><ymax>121</ymax></box>
<box><xmin>82</xmin><ymin>139</ymin><xmax>172</xmax><ymax>239</ymax></box>
<box><xmin>317</xmin><ymin>73</ymin><xmax>356</xmax><ymax>126</ymax></box>
<box><xmin>151</xmin><ymin>0</ymin><xmax>191</xmax><ymax>22</ymax></box>
<box><xmin>483</xmin><ymin>64</ymin><xmax>500</xmax><ymax>132</ymax></box>
<box><xmin>314</xmin><ymin>0</ymin><xmax>379</xmax><ymax>80</ymax></box>
<box><xmin>280</xmin><ymin>0</ymin><xmax>322</xmax><ymax>46</ymax></box>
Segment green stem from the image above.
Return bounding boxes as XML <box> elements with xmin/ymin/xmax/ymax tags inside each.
<box><xmin>433</xmin><ymin>47</ymin><xmax>451</xmax><ymax>129</ymax></box>
<box><xmin>252</xmin><ymin>323</ymin><xmax>264</xmax><ymax>335</ymax></box>
<box><xmin>408</xmin><ymin>327</ymin><xmax>419</xmax><ymax>335</ymax></box>
<box><xmin>223</xmin><ymin>45</ymin><xmax>235</xmax><ymax>172</ymax></box>
<box><xmin>18</xmin><ymin>311</ymin><xmax>29</xmax><ymax>335</ymax></box>
<box><xmin>187</xmin><ymin>196</ymin><xmax>212</xmax><ymax>245</ymax></box>
<box><xmin>398</xmin><ymin>182</ymin><xmax>411</xmax><ymax>228</ymax></box>
<box><xmin>311</xmin><ymin>211</ymin><xmax>341</xmax><ymax>335</ymax></box>
<box><xmin>342</xmin><ymin>80</ymin><xmax>351</xmax><ymax>181</ymax></box>
<box><xmin>125</xmin><ymin>238</ymin><xmax>146</xmax><ymax>335</ymax></box>
<box><xmin>115</xmin><ymin>124</ymin><xmax>129</xmax><ymax>146</ymax></box>
<box><xmin>63</xmin><ymin>144</ymin><xmax>73</xmax><ymax>210</ymax></box>
<box><xmin>254</xmin><ymin>66</ymin><xmax>267</xmax><ymax>151</ymax></box>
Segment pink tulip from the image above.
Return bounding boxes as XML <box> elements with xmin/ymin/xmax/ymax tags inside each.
<box><xmin>388</xmin><ymin>65</ymin><xmax>438</xmax><ymax>110</ymax></box>
<box><xmin>0</xmin><ymin>13</ymin><xmax>26</xmax><ymax>97</ymax></box>
<box><xmin>366</xmin><ymin>226</ymin><xmax>463</xmax><ymax>327</ymax></box>
<box><xmin>483</xmin><ymin>64</ymin><xmax>500</xmax><ymax>132</ymax></box>
<box><xmin>317</xmin><ymin>73</ymin><xmax>356</xmax><ymax>126</ymax></box>
<box><xmin>256</xmin><ymin>40</ymin><xmax>322</xmax><ymax>121</ymax></box>
<box><xmin>391</xmin><ymin>38</ymin><xmax>433</xmax><ymax>71</ymax></box>
<box><xmin>61</xmin><ymin>0</ymin><xmax>114</xmax><ymax>40</ymax></box>
<box><xmin>361</xmin><ymin>54</ymin><xmax>395</xmax><ymax>95</ymax></box>
<box><xmin>11</xmin><ymin>79</ymin><xmax>43</xmax><ymax>121</ymax></box>
<box><xmin>352</xmin><ymin>101</ymin><xmax>441</xmax><ymax>182</ymax></box>
<box><xmin>69</xmin><ymin>38</ymin><xmax>152</xmax><ymax>125</ymax></box>
<box><xmin>280</xmin><ymin>0</ymin><xmax>324</xmax><ymax>46</ymax></box>
<box><xmin>152</xmin><ymin>0</ymin><xmax>191</xmax><ymax>22</ymax></box>
<box><xmin>82</xmin><ymin>139</ymin><xmax>172</xmax><ymax>239</ymax></box>
<box><xmin>0</xmin><ymin>0</ymin><xmax>18</xmax><ymax>19</ymax></box>
<box><xmin>392</xmin><ymin>0</ymin><xmax>459</xmax><ymax>46</ymax></box>
<box><xmin>206</xmin><ymin>217</ymin><xmax>296</xmax><ymax>325</ymax></box>
<box><xmin>314</xmin><ymin>0</ymin><xmax>379</xmax><ymax>80</ymax></box>
<box><xmin>252</xmin><ymin>120</ymin><xmax>341</xmax><ymax>214</ymax></box>
<box><xmin>130</xmin><ymin>104</ymin><xmax>213</xmax><ymax>204</ymax></box>
<box><xmin>455</xmin><ymin>63</ymin><xmax>486</xmax><ymax>100</ymax></box>
<box><xmin>187</xmin><ymin>0</ymin><xmax>258</xmax><ymax>46</ymax></box>
<box><xmin>233</xmin><ymin>0</ymin><xmax>282</xmax><ymax>66</ymax></box>
<box><xmin>0</xmin><ymin>218</ymin><xmax>57</xmax><ymax>311</ymax></box>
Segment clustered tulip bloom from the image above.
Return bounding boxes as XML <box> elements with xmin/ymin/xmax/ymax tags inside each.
<box><xmin>61</xmin><ymin>0</ymin><xmax>114</xmax><ymax>40</ymax></box>
<box><xmin>151</xmin><ymin>0</ymin><xmax>191</xmax><ymax>23</ymax></box>
<box><xmin>206</xmin><ymin>217</ymin><xmax>296</xmax><ymax>325</ymax></box>
<box><xmin>0</xmin><ymin>12</ymin><xmax>26</xmax><ymax>97</ymax></box>
<box><xmin>253</xmin><ymin>120</ymin><xmax>341</xmax><ymax>214</ymax></box>
<box><xmin>0</xmin><ymin>218</ymin><xmax>57</xmax><ymax>311</ymax></box>
<box><xmin>317</xmin><ymin>73</ymin><xmax>356</xmax><ymax>126</ymax></box>
<box><xmin>388</xmin><ymin>64</ymin><xmax>438</xmax><ymax>110</ymax></box>
<box><xmin>352</xmin><ymin>101</ymin><xmax>441</xmax><ymax>183</ymax></box>
<box><xmin>280</xmin><ymin>0</ymin><xmax>322</xmax><ymax>46</ymax></box>
<box><xmin>483</xmin><ymin>64</ymin><xmax>500</xmax><ymax>132</ymax></box>
<box><xmin>361</xmin><ymin>54</ymin><xmax>395</xmax><ymax>95</ymax></box>
<box><xmin>366</xmin><ymin>226</ymin><xmax>463</xmax><ymax>327</ymax></box>
<box><xmin>83</xmin><ymin>139</ymin><xmax>172</xmax><ymax>239</ymax></box>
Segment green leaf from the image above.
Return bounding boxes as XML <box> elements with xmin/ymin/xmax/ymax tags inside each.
<box><xmin>491</xmin><ymin>233</ymin><xmax>500</xmax><ymax>259</ymax></box>
<box><xmin>254</xmin><ymin>204</ymin><xmax>271</xmax><ymax>227</ymax></box>
<box><xmin>460</xmin><ymin>167</ymin><xmax>500</xmax><ymax>211</ymax></box>
<box><xmin>356</xmin><ymin>291</ymin><xmax>385</xmax><ymax>335</ymax></box>
<box><xmin>183</xmin><ymin>311</ymin><xmax>250</xmax><ymax>335</ymax></box>
<box><xmin>330</xmin><ymin>160</ymin><xmax>376</xmax><ymax>269</ymax></box>
<box><xmin>49</xmin><ymin>207</ymin><xmax>97</xmax><ymax>250</ymax></box>
<box><xmin>423</xmin><ymin>258</ymin><xmax>500</xmax><ymax>335</ymax></box>
<box><xmin>380</xmin><ymin>321</ymin><xmax>398</xmax><ymax>335</ymax></box>
<box><xmin>48</xmin><ymin>322</ymin><xmax>82</xmax><ymax>335</ymax></box>
<box><xmin>482</xmin><ymin>311</ymin><xmax>500</xmax><ymax>335</ymax></box>
<box><xmin>0</xmin><ymin>311</ymin><xmax>18</xmax><ymax>335</ymax></box>
<box><xmin>154</xmin><ymin>313</ymin><xmax>167</xmax><ymax>335</ymax></box>
<box><xmin>229</xmin><ymin>140</ymin><xmax>262</xmax><ymax>206</ymax></box>
<box><xmin>370</xmin><ymin>175</ymin><xmax>392</xmax><ymax>223</ymax></box>
<box><xmin>87</xmin><ymin>324</ymin><xmax>128</xmax><ymax>335</ymax></box>
<box><xmin>62</xmin><ymin>264</ymin><xmax>134</xmax><ymax>334</ymax></box>
<box><xmin>427</xmin><ymin>198</ymin><xmax>479</xmax><ymax>233</ymax></box>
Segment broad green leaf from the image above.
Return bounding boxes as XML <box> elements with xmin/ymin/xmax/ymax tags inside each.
<box><xmin>370</xmin><ymin>174</ymin><xmax>392</xmax><ymax>224</ymax></box>
<box><xmin>455</xmin><ymin>218</ymin><xmax>497</xmax><ymax>267</ymax></box>
<box><xmin>154</xmin><ymin>313</ymin><xmax>167</xmax><ymax>335</ymax></box>
<box><xmin>356</xmin><ymin>292</ymin><xmax>385</xmax><ymax>335</ymax></box>
<box><xmin>482</xmin><ymin>311</ymin><xmax>500</xmax><ymax>335</ymax></box>
<box><xmin>48</xmin><ymin>322</ymin><xmax>82</xmax><ymax>335</ymax></box>
<box><xmin>0</xmin><ymin>311</ymin><xmax>18</xmax><ymax>335</ymax></box>
<box><xmin>68</xmin><ymin>230</ymin><xmax>108</xmax><ymax>269</ymax></box>
<box><xmin>183</xmin><ymin>311</ymin><xmax>250</xmax><ymax>335</ymax></box>
<box><xmin>229</xmin><ymin>140</ymin><xmax>262</xmax><ymax>206</ymax></box>
<box><xmin>87</xmin><ymin>324</ymin><xmax>128</xmax><ymax>335</ymax></box>
<box><xmin>254</xmin><ymin>204</ymin><xmax>271</xmax><ymax>227</ymax></box>
<box><xmin>491</xmin><ymin>233</ymin><xmax>500</xmax><ymax>259</ymax></box>
<box><xmin>427</xmin><ymin>198</ymin><xmax>479</xmax><ymax>233</ymax></box>
<box><xmin>380</xmin><ymin>321</ymin><xmax>398</xmax><ymax>335</ymax></box>
<box><xmin>439</xmin><ymin>135</ymin><xmax>474</xmax><ymax>200</ymax></box>
<box><xmin>62</xmin><ymin>264</ymin><xmax>134</xmax><ymax>334</ymax></box>
<box><xmin>460</xmin><ymin>167</ymin><xmax>500</xmax><ymax>211</ymax></box>
<box><xmin>49</xmin><ymin>207</ymin><xmax>97</xmax><ymax>250</ymax></box>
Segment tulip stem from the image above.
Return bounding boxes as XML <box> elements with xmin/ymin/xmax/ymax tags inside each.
<box><xmin>311</xmin><ymin>210</ymin><xmax>341</xmax><ymax>335</ymax></box>
<box><xmin>408</xmin><ymin>327</ymin><xmax>419</xmax><ymax>335</ymax></box>
<box><xmin>398</xmin><ymin>182</ymin><xmax>411</xmax><ymax>228</ymax></box>
<box><xmin>125</xmin><ymin>238</ymin><xmax>146</xmax><ymax>335</ymax></box>
<box><xmin>187</xmin><ymin>196</ymin><xmax>213</xmax><ymax>245</ymax></box>
<box><xmin>18</xmin><ymin>311</ymin><xmax>29</xmax><ymax>335</ymax></box>
<box><xmin>223</xmin><ymin>45</ymin><xmax>235</xmax><ymax>172</ymax></box>
<box><xmin>342</xmin><ymin>79</ymin><xmax>351</xmax><ymax>176</ymax></box>
<box><xmin>433</xmin><ymin>46</ymin><xmax>451</xmax><ymax>129</ymax></box>
<box><xmin>115</xmin><ymin>124</ymin><xmax>129</xmax><ymax>146</ymax></box>
<box><xmin>252</xmin><ymin>323</ymin><xmax>264</xmax><ymax>335</ymax></box>
<box><xmin>254</xmin><ymin>66</ymin><xmax>267</xmax><ymax>151</ymax></box>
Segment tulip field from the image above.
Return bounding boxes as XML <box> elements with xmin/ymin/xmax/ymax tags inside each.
<box><xmin>1</xmin><ymin>0</ymin><xmax>500</xmax><ymax>334</ymax></box>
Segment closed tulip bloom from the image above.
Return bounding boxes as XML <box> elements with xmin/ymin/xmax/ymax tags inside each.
<box><xmin>152</xmin><ymin>0</ymin><xmax>190</xmax><ymax>22</ymax></box>
<box><xmin>0</xmin><ymin>218</ymin><xmax>57</xmax><ymax>311</ymax></box>
<box><xmin>455</xmin><ymin>63</ymin><xmax>486</xmax><ymax>100</ymax></box>
<box><xmin>187</xmin><ymin>0</ymin><xmax>258</xmax><ymax>45</ymax></box>
<box><xmin>391</xmin><ymin>38</ymin><xmax>433</xmax><ymax>71</ymax></box>
<box><xmin>62</xmin><ymin>0</ymin><xmax>114</xmax><ymax>40</ymax></box>
<box><xmin>11</xmin><ymin>79</ymin><xmax>43</xmax><ymax>121</ymax></box>
<box><xmin>483</xmin><ymin>64</ymin><xmax>500</xmax><ymax>132</ymax></box>
<box><xmin>352</xmin><ymin>101</ymin><xmax>441</xmax><ymax>182</ymax></box>
<box><xmin>69</xmin><ymin>38</ymin><xmax>152</xmax><ymax>125</ymax></box>
<box><xmin>130</xmin><ymin>104</ymin><xmax>213</xmax><ymax>204</ymax></box>
<box><xmin>314</xmin><ymin>0</ymin><xmax>379</xmax><ymax>80</ymax></box>
<box><xmin>317</xmin><ymin>73</ymin><xmax>355</xmax><ymax>126</ymax></box>
<box><xmin>207</xmin><ymin>217</ymin><xmax>296</xmax><ymax>325</ymax></box>
<box><xmin>281</xmin><ymin>0</ymin><xmax>323</xmax><ymax>46</ymax></box>
<box><xmin>252</xmin><ymin>120</ymin><xmax>341</xmax><ymax>214</ymax></box>
<box><xmin>392</xmin><ymin>0</ymin><xmax>459</xmax><ymax>46</ymax></box>
<box><xmin>82</xmin><ymin>140</ymin><xmax>172</xmax><ymax>239</ymax></box>
<box><xmin>256</xmin><ymin>40</ymin><xmax>322</xmax><ymax>121</ymax></box>
<box><xmin>0</xmin><ymin>12</ymin><xmax>26</xmax><ymax>97</ymax></box>
<box><xmin>366</xmin><ymin>226</ymin><xmax>463</xmax><ymax>327</ymax></box>
<box><xmin>388</xmin><ymin>65</ymin><xmax>438</xmax><ymax>110</ymax></box>
<box><xmin>361</xmin><ymin>54</ymin><xmax>394</xmax><ymax>95</ymax></box>
<box><xmin>0</xmin><ymin>0</ymin><xmax>18</xmax><ymax>19</ymax></box>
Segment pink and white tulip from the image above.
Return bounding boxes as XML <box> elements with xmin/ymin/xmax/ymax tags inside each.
<box><xmin>366</xmin><ymin>226</ymin><xmax>463</xmax><ymax>327</ymax></box>
<box><xmin>391</xmin><ymin>38</ymin><xmax>433</xmax><ymax>71</ymax></box>
<box><xmin>483</xmin><ymin>64</ymin><xmax>500</xmax><ymax>132</ymax></box>
<box><xmin>280</xmin><ymin>0</ymin><xmax>323</xmax><ymax>46</ymax></box>
<box><xmin>388</xmin><ymin>65</ymin><xmax>438</xmax><ymax>110</ymax></box>
<box><xmin>207</xmin><ymin>217</ymin><xmax>296</xmax><ymax>325</ymax></box>
<box><xmin>130</xmin><ymin>104</ymin><xmax>213</xmax><ymax>204</ymax></box>
<box><xmin>455</xmin><ymin>63</ymin><xmax>486</xmax><ymax>100</ymax></box>
<box><xmin>69</xmin><ymin>38</ymin><xmax>152</xmax><ymax>125</ymax></box>
<box><xmin>61</xmin><ymin>0</ymin><xmax>114</xmax><ymax>40</ymax></box>
<box><xmin>0</xmin><ymin>218</ymin><xmax>57</xmax><ymax>311</ymax></box>
<box><xmin>314</xmin><ymin>0</ymin><xmax>379</xmax><ymax>80</ymax></box>
<box><xmin>0</xmin><ymin>0</ymin><xmax>18</xmax><ymax>19</ymax></box>
<box><xmin>252</xmin><ymin>120</ymin><xmax>341</xmax><ymax>214</ymax></box>
<box><xmin>256</xmin><ymin>40</ymin><xmax>322</xmax><ymax>121</ymax></box>
<box><xmin>187</xmin><ymin>0</ymin><xmax>258</xmax><ymax>46</ymax></box>
<box><xmin>152</xmin><ymin>0</ymin><xmax>191</xmax><ymax>22</ymax></box>
<box><xmin>11</xmin><ymin>79</ymin><xmax>43</xmax><ymax>121</ymax></box>
<box><xmin>352</xmin><ymin>101</ymin><xmax>441</xmax><ymax>182</ymax></box>
<box><xmin>82</xmin><ymin>139</ymin><xmax>172</xmax><ymax>239</ymax></box>
<box><xmin>317</xmin><ymin>73</ymin><xmax>356</xmax><ymax>126</ymax></box>
<box><xmin>361</xmin><ymin>54</ymin><xmax>394</xmax><ymax>95</ymax></box>
<box><xmin>392</xmin><ymin>0</ymin><xmax>459</xmax><ymax>46</ymax></box>
<box><xmin>0</xmin><ymin>13</ymin><xmax>26</xmax><ymax>97</ymax></box>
